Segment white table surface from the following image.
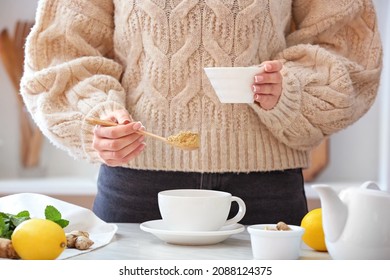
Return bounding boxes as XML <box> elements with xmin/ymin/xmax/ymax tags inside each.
<box><xmin>70</xmin><ymin>223</ymin><xmax>331</xmax><ymax>260</ymax></box>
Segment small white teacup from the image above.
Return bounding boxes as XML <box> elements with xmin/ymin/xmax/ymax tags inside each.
<box><xmin>158</xmin><ymin>189</ymin><xmax>246</xmax><ymax>231</ymax></box>
<box><xmin>203</xmin><ymin>66</ymin><xmax>264</xmax><ymax>103</ymax></box>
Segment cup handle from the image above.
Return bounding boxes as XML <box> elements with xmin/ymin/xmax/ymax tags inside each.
<box><xmin>224</xmin><ymin>196</ymin><xmax>246</xmax><ymax>226</ymax></box>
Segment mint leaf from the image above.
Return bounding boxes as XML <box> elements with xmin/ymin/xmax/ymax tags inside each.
<box><xmin>0</xmin><ymin>216</ymin><xmax>6</xmax><ymax>237</ymax></box>
<box><xmin>55</xmin><ymin>219</ymin><xmax>69</xmax><ymax>228</ymax></box>
<box><xmin>0</xmin><ymin>211</ymin><xmax>31</xmax><ymax>239</ymax></box>
<box><xmin>44</xmin><ymin>205</ymin><xmax>69</xmax><ymax>228</ymax></box>
<box><xmin>0</xmin><ymin>205</ymin><xmax>69</xmax><ymax>238</ymax></box>
<box><xmin>44</xmin><ymin>205</ymin><xmax>61</xmax><ymax>221</ymax></box>
<box><xmin>11</xmin><ymin>210</ymin><xmax>30</xmax><ymax>227</ymax></box>
<box><xmin>15</xmin><ymin>210</ymin><xmax>30</xmax><ymax>218</ymax></box>
<box><xmin>10</xmin><ymin>215</ymin><xmax>29</xmax><ymax>228</ymax></box>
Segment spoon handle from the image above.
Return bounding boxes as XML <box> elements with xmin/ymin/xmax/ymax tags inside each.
<box><xmin>85</xmin><ymin>117</ymin><xmax>168</xmax><ymax>143</ymax></box>
<box><xmin>136</xmin><ymin>129</ymin><xmax>168</xmax><ymax>142</ymax></box>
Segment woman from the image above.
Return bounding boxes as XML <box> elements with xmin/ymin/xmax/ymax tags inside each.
<box><xmin>21</xmin><ymin>0</ymin><xmax>383</xmax><ymax>226</ymax></box>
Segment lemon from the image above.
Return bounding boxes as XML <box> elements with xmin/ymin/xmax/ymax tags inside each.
<box><xmin>300</xmin><ymin>208</ymin><xmax>327</xmax><ymax>252</ymax></box>
<box><xmin>11</xmin><ymin>218</ymin><xmax>67</xmax><ymax>260</ymax></box>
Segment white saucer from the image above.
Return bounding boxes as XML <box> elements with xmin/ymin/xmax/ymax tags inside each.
<box><xmin>140</xmin><ymin>220</ymin><xmax>245</xmax><ymax>246</ymax></box>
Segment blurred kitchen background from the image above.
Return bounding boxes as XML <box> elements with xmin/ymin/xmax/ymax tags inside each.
<box><xmin>0</xmin><ymin>0</ymin><xmax>389</xmax><ymax>210</ymax></box>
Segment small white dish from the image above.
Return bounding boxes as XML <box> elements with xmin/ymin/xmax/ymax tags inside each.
<box><xmin>204</xmin><ymin>66</ymin><xmax>264</xmax><ymax>103</ymax></box>
<box><xmin>247</xmin><ymin>224</ymin><xmax>305</xmax><ymax>260</ymax></box>
<box><xmin>140</xmin><ymin>219</ymin><xmax>245</xmax><ymax>246</ymax></box>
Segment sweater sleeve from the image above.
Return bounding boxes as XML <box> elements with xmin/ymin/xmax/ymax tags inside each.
<box><xmin>250</xmin><ymin>0</ymin><xmax>383</xmax><ymax>151</ymax></box>
<box><xmin>20</xmin><ymin>0</ymin><xmax>126</xmax><ymax>162</ymax></box>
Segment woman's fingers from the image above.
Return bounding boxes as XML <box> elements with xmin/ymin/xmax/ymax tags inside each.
<box><xmin>254</xmin><ymin>71</ymin><xmax>282</xmax><ymax>84</ymax></box>
<box><xmin>252</xmin><ymin>83</ymin><xmax>282</xmax><ymax>95</ymax></box>
<box><xmin>94</xmin><ymin>122</ymin><xmax>142</xmax><ymax>139</ymax></box>
<box><xmin>92</xmin><ymin>121</ymin><xmax>146</xmax><ymax>166</ymax></box>
<box><xmin>252</xmin><ymin>60</ymin><xmax>283</xmax><ymax>110</ymax></box>
<box><xmin>263</xmin><ymin>60</ymin><xmax>283</xmax><ymax>72</ymax></box>
<box><xmin>104</xmin><ymin>109</ymin><xmax>132</xmax><ymax>125</ymax></box>
<box><xmin>98</xmin><ymin>137</ymin><xmax>146</xmax><ymax>164</ymax></box>
<box><xmin>93</xmin><ymin>132</ymin><xmax>144</xmax><ymax>152</ymax></box>
<box><xmin>104</xmin><ymin>144</ymin><xmax>146</xmax><ymax>166</ymax></box>
<box><xmin>254</xmin><ymin>93</ymin><xmax>281</xmax><ymax>111</ymax></box>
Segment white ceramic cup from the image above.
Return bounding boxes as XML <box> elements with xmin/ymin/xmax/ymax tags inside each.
<box><xmin>203</xmin><ymin>66</ymin><xmax>264</xmax><ymax>103</ymax></box>
<box><xmin>158</xmin><ymin>189</ymin><xmax>246</xmax><ymax>231</ymax></box>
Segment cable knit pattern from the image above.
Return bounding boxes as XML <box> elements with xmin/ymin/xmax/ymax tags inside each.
<box><xmin>20</xmin><ymin>0</ymin><xmax>382</xmax><ymax>172</ymax></box>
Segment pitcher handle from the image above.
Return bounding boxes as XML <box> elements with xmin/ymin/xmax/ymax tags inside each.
<box><xmin>360</xmin><ymin>181</ymin><xmax>380</xmax><ymax>190</ymax></box>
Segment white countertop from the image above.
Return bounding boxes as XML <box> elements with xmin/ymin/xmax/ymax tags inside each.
<box><xmin>69</xmin><ymin>223</ymin><xmax>331</xmax><ymax>260</ymax></box>
<box><xmin>0</xmin><ymin>177</ymin><xmax>97</xmax><ymax>195</ymax></box>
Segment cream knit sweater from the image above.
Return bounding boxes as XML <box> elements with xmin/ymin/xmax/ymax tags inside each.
<box><xmin>20</xmin><ymin>0</ymin><xmax>382</xmax><ymax>173</ymax></box>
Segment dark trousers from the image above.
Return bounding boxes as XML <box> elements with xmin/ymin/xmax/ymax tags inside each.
<box><xmin>93</xmin><ymin>165</ymin><xmax>308</xmax><ymax>226</ymax></box>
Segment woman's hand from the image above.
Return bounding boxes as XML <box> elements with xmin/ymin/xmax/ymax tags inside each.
<box><xmin>92</xmin><ymin>110</ymin><xmax>146</xmax><ymax>166</ymax></box>
<box><xmin>252</xmin><ymin>60</ymin><xmax>283</xmax><ymax>110</ymax></box>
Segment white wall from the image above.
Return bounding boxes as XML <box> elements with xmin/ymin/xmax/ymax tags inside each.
<box><xmin>0</xmin><ymin>0</ymin><xmax>388</xmax><ymax>185</ymax></box>
<box><xmin>376</xmin><ymin>0</ymin><xmax>390</xmax><ymax>191</ymax></box>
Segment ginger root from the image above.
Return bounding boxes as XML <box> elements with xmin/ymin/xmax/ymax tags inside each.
<box><xmin>276</xmin><ymin>221</ymin><xmax>292</xmax><ymax>231</ymax></box>
<box><xmin>66</xmin><ymin>230</ymin><xmax>94</xmax><ymax>250</ymax></box>
<box><xmin>74</xmin><ymin>236</ymin><xmax>94</xmax><ymax>250</ymax></box>
<box><xmin>264</xmin><ymin>221</ymin><xmax>292</xmax><ymax>231</ymax></box>
<box><xmin>0</xmin><ymin>238</ymin><xmax>19</xmax><ymax>259</ymax></box>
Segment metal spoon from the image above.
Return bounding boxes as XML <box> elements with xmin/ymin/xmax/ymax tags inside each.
<box><xmin>86</xmin><ymin>117</ymin><xmax>199</xmax><ymax>151</ymax></box>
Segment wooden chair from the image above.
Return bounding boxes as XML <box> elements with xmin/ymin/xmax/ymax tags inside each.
<box><xmin>303</xmin><ymin>138</ymin><xmax>330</xmax><ymax>182</ymax></box>
<box><xmin>0</xmin><ymin>21</ymin><xmax>44</xmax><ymax>168</ymax></box>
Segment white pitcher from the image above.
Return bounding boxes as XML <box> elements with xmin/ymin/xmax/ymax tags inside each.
<box><xmin>312</xmin><ymin>181</ymin><xmax>390</xmax><ymax>260</ymax></box>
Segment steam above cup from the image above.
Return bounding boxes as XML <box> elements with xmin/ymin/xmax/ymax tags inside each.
<box><xmin>158</xmin><ymin>189</ymin><xmax>246</xmax><ymax>231</ymax></box>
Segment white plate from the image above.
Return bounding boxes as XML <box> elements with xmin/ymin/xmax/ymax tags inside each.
<box><xmin>140</xmin><ymin>219</ymin><xmax>245</xmax><ymax>245</ymax></box>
